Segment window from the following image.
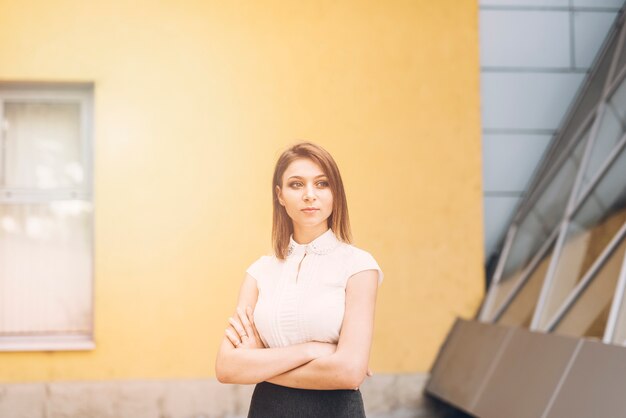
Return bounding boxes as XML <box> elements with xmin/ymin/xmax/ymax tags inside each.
<box><xmin>480</xmin><ymin>131</ymin><xmax>588</xmax><ymax>321</ymax></box>
<box><xmin>482</xmin><ymin>18</ymin><xmax>626</xmax><ymax>345</ymax></box>
<box><xmin>538</xmin><ymin>141</ymin><xmax>626</xmax><ymax>330</ymax></box>
<box><xmin>0</xmin><ymin>83</ymin><xmax>94</xmax><ymax>351</ymax></box>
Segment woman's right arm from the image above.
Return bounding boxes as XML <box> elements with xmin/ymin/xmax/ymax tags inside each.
<box><xmin>214</xmin><ymin>273</ymin><xmax>335</xmax><ymax>384</ymax></box>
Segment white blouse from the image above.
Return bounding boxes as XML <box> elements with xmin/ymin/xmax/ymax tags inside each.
<box><xmin>246</xmin><ymin>228</ymin><xmax>383</xmax><ymax>348</ymax></box>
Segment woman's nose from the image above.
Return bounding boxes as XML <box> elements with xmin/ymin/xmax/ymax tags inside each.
<box><xmin>303</xmin><ymin>184</ymin><xmax>316</xmax><ymax>200</ymax></box>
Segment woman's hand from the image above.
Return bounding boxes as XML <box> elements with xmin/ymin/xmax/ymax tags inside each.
<box><xmin>224</xmin><ymin>306</ymin><xmax>266</xmax><ymax>349</ymax></box>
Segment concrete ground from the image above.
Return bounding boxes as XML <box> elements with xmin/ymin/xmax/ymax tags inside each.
<box><xmin>368</xmin><ymin>395</ymin><xmax>474</xmax><ymax>417</ymax></box>
<box><xmin>0</xmin><ymin>375</ymin><xmax>474</xmax><ymax>417</ymax></box>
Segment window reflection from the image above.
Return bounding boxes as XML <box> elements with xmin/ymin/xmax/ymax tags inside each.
<box><xmin>552</xmin><ymin>235</ymin><xmax>626</xmax><ymax>339</ymax></box>
<box><xmin>496</xmin><ymin>241</ymin><xmax>556</xmax><ymax>327</ymax></box>
<box><xmin>538</xmin><ymin>144</ymin><xmax>626</xmax><ymax>328</ymax></box>
<box><xmin>611</xmin><ymin>30</ymin><xmax>626</xmax><ymax>87</ymax></box>
<box><xmin>482</xmin><ymin>19</ymin><xmax>626</xmax><ymax>344</ymax></box>
<box><xmin>484</xmin><ymin>134</ymin><xmax>588</xmax><ymax>320</ymax></box>
<box><xmin>560</xmin><ymin>26</ymin><xmax>616</xmax><ymax>156</ymax></box>
<box><xmin>579</xmin><ymin>79</ymin><xmax>626</xmax><ymax>194</ymax></box>
<box><xmin>4</xmin><ymin>102</ymin><xmax>83</xmax><ymax>189</ymax></box>
<box><xmin>0</xmin><ymin>202</ymin><xmax>92</xmax><ymax>335</ymax></box>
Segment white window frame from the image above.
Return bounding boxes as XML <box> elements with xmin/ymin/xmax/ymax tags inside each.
<box><xmin>0</xmin><ymin>82</ymin><xmax>95</xmax><ymax>351</ymax></box>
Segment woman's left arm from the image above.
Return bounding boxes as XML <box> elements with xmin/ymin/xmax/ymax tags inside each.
<box><xmin>266</xmin><ymin>269</ymin><xmax>379</xmax><ymax>390</ymax></box>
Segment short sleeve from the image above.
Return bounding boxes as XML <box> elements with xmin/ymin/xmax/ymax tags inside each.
<box><xmin>347</xmin><ymin>249</ymin><xmax>384</xmax><ymax>287</ymax></box>
<box><xmin>245</xmin><ymin>256</ymin><xmax>267</xmax><ymax>281</ymax></box>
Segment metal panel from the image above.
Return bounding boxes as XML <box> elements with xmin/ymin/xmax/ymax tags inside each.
<box><xmin>425</xmin><ymin>319</ymin><xmax>513</xmax><ymax>411</ymax></box>
<box><xmin>480</xmin><ymin>10</ymin><xmax>570</xmax><ymax>68</ymax></box>
<box><xmin>481</xmin><ymin>72</ymin><xmax>586</xmax><ymax>130</ymax></box>
<box><xmin>481</xmin><ymin>0</ymin><xmax>569</xmax><ymax>7</ymax></box>
<box><xmin>473</xmin><ymin>328</ymin><xmax>580</xmax><ymax>418</ymax></box>
<box><xmin>574</xmin><ymin>11</ymin><xmax>620</xmax><ymax>69</ymax></box>
<box><xmin>482</xmin><ymin>134</ymin><xmax>552</xmax><ymax>192</ymax></box>
<box><xmin>573</xmin><ymin>0</ymin><xmax>624</xmax><ymax>8</ymax></box>
<box><xmin>544</xmin><ymin>340</ymin><xmax>626</xmax><ymax>418</ymax></box>
<box><xmin>603</xmin><ymin>246</ymin><xmax>626</xmax><ymax>343</ymax></box>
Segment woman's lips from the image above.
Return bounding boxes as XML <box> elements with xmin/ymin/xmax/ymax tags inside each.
<box><xmin>301</xmin><ymin>208</ymin><xmax>319</xmax><ymax>212</ymax></box>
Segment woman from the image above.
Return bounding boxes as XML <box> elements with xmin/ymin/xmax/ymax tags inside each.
<box><xmin>215</xmin><ymin>142</ymin><xmax>384</xmax><ymax>417</ymax></box>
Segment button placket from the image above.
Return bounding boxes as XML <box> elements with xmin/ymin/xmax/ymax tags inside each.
<box><xmin>295</xmin><ymin>249</ymin><xmax>308</xmax><ymax>284</ymax></box>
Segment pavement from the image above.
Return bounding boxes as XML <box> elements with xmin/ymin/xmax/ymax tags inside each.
<box><xmin>368</xmin><ymin>396</ymin><xmax>474</xmax><ymax>418</ymax></box>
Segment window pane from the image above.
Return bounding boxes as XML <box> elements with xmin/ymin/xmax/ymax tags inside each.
<box><xmin>497</xmin><ymin>240</ymin><xmax>556</xmax><ymax>327</ymax></box>
<box><xmin>539</xmin><ymin>143</ymin><xmax>626</xmax><ymax>328</ymax></box>
<box><xmin>3</xmin><ymin>102</ymin><xmax>84</xmax><ymax>190</ymax></box>
<box><xmin>561</xmin><ymin>27</ymin><xmax>616</xmax><ymax>146</ymax></box>
<box><xmin>552</xmin><ymin>235</ymin><xmax>626</xmax><ymax>339</ymax></box>
<box><xmin>611</xmin><ymin>26</ymin><xmax>626</xmax><ymax>85</ymax></box>
<box><xmin>579</xmin><ymin>78</ymin><xmax>626</xmax><ymax>193</ymax></box>
<box><xmin>0</xmin><ymin>201</ymin><xmax>92</xmax><ymax>335</ymax></box>
<box><xmin>484</xmin><ymin>134</ymin><xmax>587</xmax><ymax>319</ymax></box>
<box><xmin>610</xmin><ymin>73</ymin><xmax>626</xmax><ymax>122</ymax></box>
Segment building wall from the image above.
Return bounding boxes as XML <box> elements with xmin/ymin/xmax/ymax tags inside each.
<box><xmin>480</xmin><ymin>0</ymin><xmax>623</xmax><ymax>259</ymax></box>
<box><xmin>0</xmin><ymin>0</ymin><xmax>483</xmax><ymax>382</ymax></box>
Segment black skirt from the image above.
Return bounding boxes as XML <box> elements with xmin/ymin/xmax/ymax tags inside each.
<box><xmin>247</xmin><ymin>381</ymin><xmax>366</xmax><ymax>418</ymax></box>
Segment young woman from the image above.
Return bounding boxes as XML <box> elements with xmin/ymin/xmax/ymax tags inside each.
<box><xmin>215</xmin><ymin>142</ymin><xmax>384</xmax><ymax>417</ymax></box>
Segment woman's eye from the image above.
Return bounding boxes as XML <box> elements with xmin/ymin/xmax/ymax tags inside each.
<box><xmin>288</xmin><ymin>181</ymin><xmax>328</xmax><ymax>188</ymax></box>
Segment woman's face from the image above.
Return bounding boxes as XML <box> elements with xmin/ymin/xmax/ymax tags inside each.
<box><xmin>276</xmin><ymin>158</ymin><xmax>333</xmax><ymax>231</ymax></box>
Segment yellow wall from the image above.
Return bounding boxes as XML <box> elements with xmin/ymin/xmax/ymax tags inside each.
<box><xmin>0</xmin><ymin>0</ymin><xmax>483</xmax><ymax>381</ymax></box>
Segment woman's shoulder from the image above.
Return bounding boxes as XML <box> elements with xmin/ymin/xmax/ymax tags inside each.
<box><xmin>245</xmin><ymin>253</ymin><xmax>278</xmax><ymax>280</ymax></box>
<box><xmin>336</xmin><ymin>242</ymin><xmax>384</xmax><ymax>286</ymax></box>
<box><xmin>336</xmin><ymin>241</ymin><xmax>377</xmax><ymax>259</ymax></box>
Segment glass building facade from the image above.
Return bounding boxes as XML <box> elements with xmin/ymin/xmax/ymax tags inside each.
<box><xmin>480</xmin><ymin>12</ymin><xmax>626</xmax><ymax>346</ymax></box>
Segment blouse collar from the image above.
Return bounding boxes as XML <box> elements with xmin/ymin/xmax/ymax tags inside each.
<box><xmin>287</xmin><ymin>228</ymin><xmax>340</xmax><ymax>257</ymax></box>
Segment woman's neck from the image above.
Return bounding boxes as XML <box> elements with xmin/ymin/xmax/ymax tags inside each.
<box><xmin>292</xmin><ymin>225</ymin><xmax>329</xmax><ymax>245</ymax></box>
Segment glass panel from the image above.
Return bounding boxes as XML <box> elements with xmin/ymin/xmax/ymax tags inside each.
<box><xmin>580</xmin><ymin>79</ymin><xmax>626</xmax><ymax>193</ymax></box>
<box><xmin>612</xmin><ymin>25</ymin><xmax>626</xmax><ymax>85</ymax></box>
<box><xmin>497</xmin><ymin>240</ymin><xmax>556</xmax><ymax>327</ymax></box>
<box><xmin>560</xmin><ymin>26</ymin><xmax>617</xmax><ymax>146</ymax></box>
<box><xmin>552</xmin><ymin>235</ymin><xmax>626</xmax><ymax>339</ymax></box>
<box><xmin>581</xmin><ymin>106</ymin><xmax>622</xmax><ymax>189</ymax></box>
<box><xmin>3</xmin><ymin>102</ymin><xmax>83</xmax><ymax>190</ymax></box>
<box><xmin>538</xmin><ymin>144</ymin><xmax>626</xmax><ymax>328</ymax></box>
<box><xmin>0</xmin><ymin>201</ymin><xmax>92</xmax><ymax>335</ymax></box>
<box><xmin>484</xmin><ymin>133</ymin><xmax>588</xmax><ymax>319</ymax></box>
<box><xmin>611</xmin><ymin>73</ymin><xmax>626</xmax><ymax>122</ymax></box>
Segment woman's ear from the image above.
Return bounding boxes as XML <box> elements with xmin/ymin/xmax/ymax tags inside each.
<box><xmin>275</xmin><ymin>185</ymin><xmax>285</xmax><ymax>206</ymax></box>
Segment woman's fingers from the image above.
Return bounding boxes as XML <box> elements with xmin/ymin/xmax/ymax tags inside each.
<box><xmin>246</xmin><ymin>306</ymin><xmax>262</xmax><ymax>340</ymax></box>
<box><xmin>248</xmin><ymin>306</ymin><xmax>268</xmax><ymax>348</ymax></box>
<box><xmin>236</xmin><ymin>306</ymin><xmax>255</xmax><ymax>340</ymax></box>
<box><xmin>224</xmin><ymin>326</ymin><xmax>241</xmax><ymax>348</ymax></box>
<box><xmin>227</xmin><ymin>316</ymin><xmax>247</xmax><ymax>339</ymax></box>
<box><xmin>225</xmin><ymin>305</ymin><xmax>265</xmax><ymax>350</ymax></box>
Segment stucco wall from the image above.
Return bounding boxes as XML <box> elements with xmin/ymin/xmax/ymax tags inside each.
<box><xmin>0</xmin><ymin>0</ymin><xmax>483</xmax><ymax>381</ymax></box>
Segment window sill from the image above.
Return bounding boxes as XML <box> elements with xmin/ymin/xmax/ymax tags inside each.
<box><xmin>0</xmin><ymin>334</ymin><xmax>95</xmax><ymax>352</ymax></box>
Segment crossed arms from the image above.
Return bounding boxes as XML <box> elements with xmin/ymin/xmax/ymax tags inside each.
<box><xmin>214</xmin><ymin>269</ymin><xmax>379</xmax><ymax>390</ymax></box>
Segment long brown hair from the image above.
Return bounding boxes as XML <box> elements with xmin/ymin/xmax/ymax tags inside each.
<box><xmin>272</xmin><ymin>142</ymin><xmax>352</xmax><ymax>259</ymax></box>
